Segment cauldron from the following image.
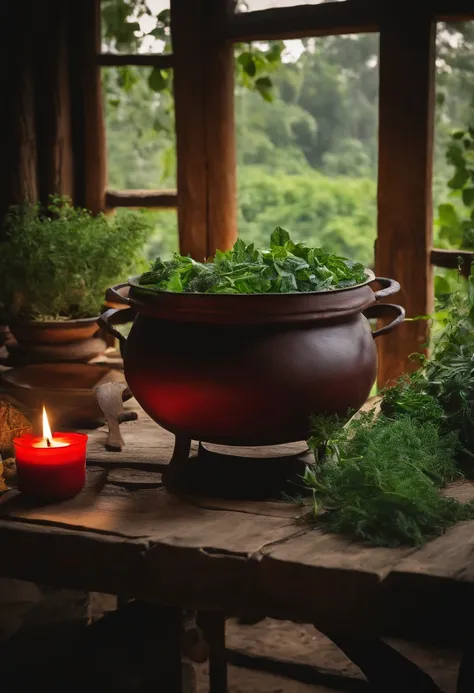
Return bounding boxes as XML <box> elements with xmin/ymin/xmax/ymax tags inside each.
<box><xmin>99</xmin><ymin>273</ymin><xmax>404</xmax><ymax>447</ymax></box>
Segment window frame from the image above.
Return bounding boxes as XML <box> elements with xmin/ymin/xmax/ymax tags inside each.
<box><xmin>97</xmin><ymin>0</ymin><xmax>474</xmax><ymax>385</ymax></box>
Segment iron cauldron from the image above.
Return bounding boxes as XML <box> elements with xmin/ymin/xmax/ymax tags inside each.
<box><xmin>99</xmin><ymin>273</ymin><xmax>404</xmax><ymax>446</ymax></box>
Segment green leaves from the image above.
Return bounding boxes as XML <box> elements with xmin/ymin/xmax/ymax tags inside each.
<box><xmin>234</xmin><ymin>41</ymin><xmax>283</xmax><ymax>102</ymax></box>
<box><xmin>238</xmin><ymin>51</ymin><xmax>257</xmax><ymax>78</ymax></box>
<box><xmin>448</xmin><ymin>167</ymin><xmax>469</xmax><ymax>190</ymax></box>
<box><xmin>438</xmin><ymin>203</ymin><xmax>459</xmax><ymax>228</ymax></box>
<box><xmin>270</xmin><ymin>227</ymin><xmax>290</xmax><ymax>248</ymax></box>
<box><xmin>137</xmin><ymin>227</ymin><xmax>368</xmax><ymax>295</ymax></box>
<box><xmin>436</xmin><ymin>129</ymin><xmax>474</xmax><ymax>253</ymax></box>
<box><xmin>463</xmin><ymin>187</ymin><xmax>474</xmax><ymax>206</ymax></box>
<box><xmin>148</xmin><ymin>68</ymin><xmax>169</xmax><ymax>92</ymax></box>
<box><xmin>0</xmin><ymin>197</ymin><xmax>152</xmax><ymax>320</ymax></box>
<box><xmin>255</xmin><ymin>77</ymin><xmax>273</xmax><ymax>102</ymax></box>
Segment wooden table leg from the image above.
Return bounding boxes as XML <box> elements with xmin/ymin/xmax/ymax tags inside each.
<box><xmin>141</xmin><ymin>603</ymin><xmax>183</xmax><ymax>693</ymax></box>
<box><xmin>320</xmin><ymin>631</ymin><xmax>442</xmax><ymax>693</ymax></box>
<box><xmin>199</xmin><ymin>611</ymin><xmax>228</xmax><ymax>693</ymax></box>
<box><xmin>457</xmin><ymin>641</ymin><xmax>474</xmax><ymax>693</ymax></box>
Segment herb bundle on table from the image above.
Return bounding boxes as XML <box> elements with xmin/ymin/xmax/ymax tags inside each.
<box><xmin>303</xmin><ymin>273</ymin><xmax>474</xmax><ymax>547</ymax></box>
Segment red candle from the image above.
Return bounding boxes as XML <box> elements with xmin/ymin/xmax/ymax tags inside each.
<box><xmin>13</xmin><ymin>407</ymin><xmax>87</xmax><ymax>501</ymax></box>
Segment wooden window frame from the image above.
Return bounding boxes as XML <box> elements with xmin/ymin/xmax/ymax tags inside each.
<box><xmin>96</xmin><ymin>0</ymin><xmax>474</xmax><ymax>385</ymax></box>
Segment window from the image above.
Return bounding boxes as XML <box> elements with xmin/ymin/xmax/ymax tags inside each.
<box><xmin>94</xmin><ymin>0</ymin><xmax>474</xmax><ymax>385</ymax></box>
<box><xmin>99</xmin><ymin>0</ymin><xmax>178</xmax><ymax>260</ymax></box>
<box><xmin>235</xmin><ymin>34</ymin><xmax>379</xmax><ymax>269</ymax></box>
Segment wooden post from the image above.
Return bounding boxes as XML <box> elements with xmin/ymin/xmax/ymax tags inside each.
<box><xmin>0</xmin><ymin>1</ymin><xmax>38</xmax><ymax>224</ymax></box>
<box><xmin>171</xmin><ymin>0</ymin><xmax>237</xmax><ymax>260</ymax></box>
<box><xmin>34</xmin><ymin>0</ymin><xmax>74</xmax><ymax>203</ymax></box>
<box><xmin>199</xmin><ymin>611</ymin><xmax>228</xmax><ymax>693</ymax></box>
<box><xmin>376</xmin><ymin>11</ymin><xmax>435</xmax><ymax>387</ymax></box>
<box><xmin>69</xmin><ymin>0</ymin><xmax>107</xmax><ymax>213</ymax></box>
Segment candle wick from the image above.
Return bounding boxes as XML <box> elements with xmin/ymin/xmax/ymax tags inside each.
<box><xmin>46</xmin><ymin>438</ymin><xmax>51</xmax><ymax>448</ymax></box>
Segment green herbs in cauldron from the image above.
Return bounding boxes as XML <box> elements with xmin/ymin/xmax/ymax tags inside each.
<box><xmin>136</xmin><ymin>228</ymin><xmax>368</xmax><ymax>295</ymax></box>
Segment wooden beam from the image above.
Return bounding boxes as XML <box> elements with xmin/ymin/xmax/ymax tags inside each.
<box><xmin>69</xmin><ymin>0</ymin><xmax>106</xmax><ymax>213</ymax></box>
<box><xmin>431</xmin><ymin>248</ymin><xmax>473</xmax><ymax>278</ymax></box>
<box><xmin>203</xmin><ymin>1</ymin><xmax>238</xmax><ymax>257</ymax></box>
<box><xmin>105</xmin><ymin>189</ymin><xmax>178</xmax><ymax>209</ymax></box>
<box><xmin>376</xmin><ymin>12</ymin><xmax>436</xmax><ymax>386</ymax></box>
<box><xmin>0</xmin><ymin>0</ymin><xmax>38</xmax><ymax>223</ymax></box>
<box><xmin>226</xmin><ymin>2</ymin><xmax>378</xmax><ymax>42</ymax></box>
<box><xmin>170</xmin><ymin>0</ymin><xmax>207</xmax><ymax>260</ymax></box>
<box><xmin>98</xmin><ymin>53</ymin><xmax>174</xmax><ymax>68</ymax></box>
<box><xmin>171</xmin><ymin>0</ymin><xmax>237</xmax><ymax>260</ymax></box>
<box><xmin>34</xmin><ymin>0</ymin><xmax>74</xmax><ymax>202</ymax></box>
<box><xmin>226</xmin><ymin>1</ymin><xmax>474</xmax><ymax>44</ymax></box>
<box><xmin>435</xmin><ymin>0</ymin><xmax>474</xmax><ymax>21</ymax></box>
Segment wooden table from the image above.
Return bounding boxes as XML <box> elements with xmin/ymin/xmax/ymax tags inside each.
<box><xmin>1</xmin><ymin>405</ymin><xmax>474</xmax><ymax>692</ymax></box>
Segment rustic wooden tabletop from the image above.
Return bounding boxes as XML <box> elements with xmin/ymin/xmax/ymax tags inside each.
<box><xmin>2</xmin><ymin>403</ymin><xmax>474</xmax><ymax>692</ymax></box>
<box><xmin>0</xmin><ymin>403</ymin><xmax>473</xmax><ymax>640</ymax></box>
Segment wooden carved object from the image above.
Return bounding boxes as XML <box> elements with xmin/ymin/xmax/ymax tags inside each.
<box><xmin>0</xmin><ymin>394</ymin><xmax>33</xmax><ymax>490</ymax></box>
<box><xmin>0</xmin><ymin>395</ymin><xmax>33</xmax><ymax>455</ymax></box>
<box><xmin>95</xmin><ymin>382</ymin><xmax>137</xmax><ymax>451</ymax></box>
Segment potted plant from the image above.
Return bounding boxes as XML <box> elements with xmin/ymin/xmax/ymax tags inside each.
<box><xmin>0</xmin><ymin>195</ymin><xmax>151</xmax><ymax>362</ymax></box>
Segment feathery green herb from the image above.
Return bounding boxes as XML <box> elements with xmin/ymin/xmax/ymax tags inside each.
<box><xmin>135</xmin><ymin>227</ymin><xmax>368</xmax><ymax>295</ymax></box>
<box><xmin>0</xmin><ymin>196</ymin><xmax>152</xmax><ymax>320</ymax></box>
<box><xmin>303</xmin><ymin>270</ymin><xmax>474</xmax><ymax>547</ymax></box>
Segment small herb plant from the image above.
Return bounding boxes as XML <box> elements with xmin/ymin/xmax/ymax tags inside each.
<box><xmin>0</xmin><ymin>196</ymin><xmax>152</xmax><ymax>321</ymax></box>
<box><xmin>302</xmin><ymin>271</ymin><xmax>474</xmax><ymax>548</ymax></box>
<box><xmin>136</xmin><ymin>228</ymin><xmax>368</xmax><ymax>295</ymax></box>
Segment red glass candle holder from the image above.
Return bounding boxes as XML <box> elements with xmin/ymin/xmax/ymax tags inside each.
<box><xmin>13</xmin><ymin>432</ymin><xmax>88</xmax><ymax>502</ymax></box>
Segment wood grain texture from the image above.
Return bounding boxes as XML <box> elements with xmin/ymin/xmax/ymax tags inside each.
<box><xmin>98</xmin><ymin>53</ymin><xmax>174</xmax><ymax>68</ymax></box>
<box><xmin>0</xmin><ymin>0</ymin><xmax>38</xmax><ymax>222</ymax></box>
<box><xmin>171</xmin><ymin>0</ymin><xmax>208</xmax><ymax>260</ymax></box>
<box><xmin>2</xmin><ymin>411</ymin><xmax>474</xmax><ymax>638</ymax></box>
<box><xmin>33</xmin><ymin>0</ymin><xmax>74</xmax><ymax>202</ymax></box>
<box><xmin>202</xmin><ymin>0</ymin><xmax>238</xmax><ymax>257</ymax></box>
<box><xmin>171</xmin><ymin>0</ymin><xmax>237</xmax><ymax>260</ymax></box>
<box><xmin>226</xmin><ymin>0</ymin><xmax>474</xmax><ymax>44</ymax></box>
<box><xmin>105</xmin><ymin>189</ymin><xmax>178</xmax><ymax>209</ymax></box>
<box><xmin>226</xmin><ymin>1</ymin><xmax>378</xmax><ymax>42</ymax></box>
<box><xmin>69</xmin><ymin>0</ymin><xmax>106</xmax><ymax>212</ymax></box>
<box><xmin>435</xmin><ymin>0</ymin><xmax>474</xmax><ymax>20</ymax></box>
<box><xmin>431</xmin><ymin>248</ymin><xmax>473</xmax><ymax>278</ymax></box>
<box><xmin>376</xmin><ymin>13</ymin><xmax>436</xmax><ymax>386</ymax></box>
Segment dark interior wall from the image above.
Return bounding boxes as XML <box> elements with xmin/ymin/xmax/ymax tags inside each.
<box><xmin>0</xmin><ymin>0</ymin><xmax>105</xmax><ymax>225</ymax></box>
<box><xmin>0</xmin><ymin>1</ymin><xmax>38</xmax><ymax>226</ymax></box>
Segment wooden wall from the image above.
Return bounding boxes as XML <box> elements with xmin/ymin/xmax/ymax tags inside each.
<box><xmin>0</xmin><ymin>0</ymin><xmax>106</xmax><ymax>223</ymax></box>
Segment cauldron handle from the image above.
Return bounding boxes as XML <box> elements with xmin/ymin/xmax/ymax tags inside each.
<box><xmin>371</xmin><ymin>277</ymin><xmax>401</xmax><ymax>301</ymax></box>
<box><xmin>98</xmin><ymin>307</ymin><xmax>135</xmax><ymax>355</ymax></box>
<box><xmin>364</xmin><ymin>303</ymin><xmax>405</xmax><ymax>338</ymax></box>
<box><xmin>105</xmin><ymin>283</ymin><xmax>132</xmax><ymax>306</ymax></box>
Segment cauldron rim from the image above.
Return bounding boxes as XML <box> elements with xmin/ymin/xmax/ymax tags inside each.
<box><xmin>127</xmin><ymin>268</ymin><xmax>376</xmax><ymax>298</ymax></box>
<box><xmin>105</xmin><ymin>271</ymin><xmax>402</xmax><ymax>326</ymax></box>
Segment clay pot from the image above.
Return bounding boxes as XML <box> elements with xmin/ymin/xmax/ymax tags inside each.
<box><xmin>0</xmin><ymin>363</ymin><xmax>130</xmax><ymax>428</ymax></box>
<box><xmin>99</xmin><ymin>274</ymin><xmax>405</xmax><ymax>446</ymax></box>
<box><xmin>9</xmin><ymin>317</ymin><xmax>99</xmax><ymax>345</ymax></box>
<box><xmin>7</xmin><ymin>318</ymin><xmax>105</xmax><ymax>364</ymax></box>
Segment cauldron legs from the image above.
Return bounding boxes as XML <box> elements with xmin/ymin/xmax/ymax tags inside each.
<box><xmin>163</xmin><ymin>435</ymin><xmax>313</xmax><ymax>501</ymax></box>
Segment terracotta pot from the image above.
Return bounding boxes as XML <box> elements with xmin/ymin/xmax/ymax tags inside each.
<box><xmin>7</xmin><ymin>318</ymin><xmax>104</xmax><ymax>364</ymax></box>
<box><xmin>0</xmin><ymin>363</ymin><xmax>130</xmax><ymax>428</ymax></box>
<box><xmin>99</xmin><ymin>274</ymin><xmax>405</xmax><ymax>446</ymax></box>
<box><xmin>9</xmin><ymin>317</ymin><xmax>99</xmax><ymax>345</ymax></box>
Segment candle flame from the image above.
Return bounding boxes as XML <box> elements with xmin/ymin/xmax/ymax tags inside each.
<box><xmin>42</xmin><ymin>407</ymin><xmax>53</xmax><ymax>446</ymax></box>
